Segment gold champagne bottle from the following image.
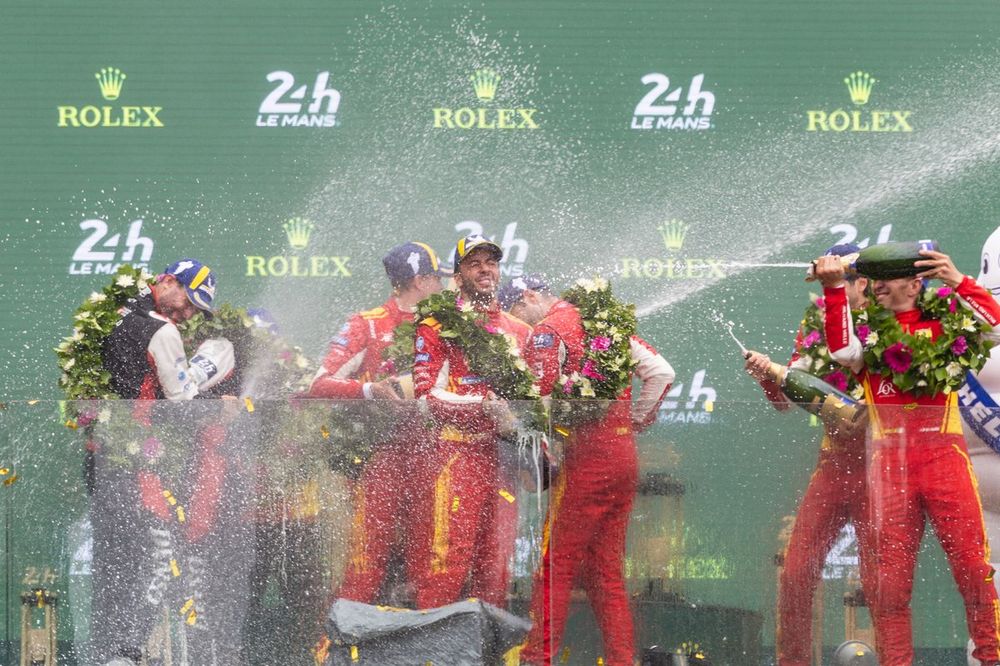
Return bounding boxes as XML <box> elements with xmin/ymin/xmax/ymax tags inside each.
<box><xmin>766</xmin><ymin>362</ymin><xmax>865</xmax><ymax>427</ymax></box>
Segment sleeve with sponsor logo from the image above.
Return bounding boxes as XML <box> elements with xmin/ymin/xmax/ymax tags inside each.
<box><xmin>822</xmin><ymin>285</ymin><xmax>864</xmax><ymax>373</ymax></box>
<box><xmin>309</xmin><ymin>315</ymin><xmax>370</xmax><ymax>399</ymax></box>
<box><xmin>412</xmin><ymin>322</ymin><xmax>485</xmax><ymax>428</ymax></box>
<box><xmin>525</xmin><ymin>322</ymin><xmax>565</xmax><ymax>397</ymax></box>
<box><xmin>957</xmin><ymin>275</ymin><xmax>1000</xmax><ymax>341</ymax></box>
<box><xmin>630</xmin><ymin>336</ymin><xmax>674</xmax><ymax>428</ymax></box>
<box><xmin>148</xmin><ymin>323</ymin><xmax>199</xmax><ymax>400</ymax></box>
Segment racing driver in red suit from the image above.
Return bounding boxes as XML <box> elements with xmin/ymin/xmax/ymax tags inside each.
<box><xmin>410</xmin><ymin>234</ymin><xmax>532</xmax><ymax>609</ymax></box>
<box><xmin>499</xmin><ymin>275</ymin><xmax>675</xmax><ymax>666</ymax></box>
<box><xmin>309</xmin><ymin>242</ymin><xmax>445</xmax><ymax>603</ymax></box>
<box><xmin>816</xmin><ymin>248</ymin><xmax>1000</xmax><ymax>666</ymax></box>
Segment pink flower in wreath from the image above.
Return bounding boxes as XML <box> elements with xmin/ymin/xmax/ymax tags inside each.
<box><xmin>949</xmin><ymin>299</ymin><xmax>958</xmax><ymax>313</ymax></box>
<box><xmin>951</xmin><ymin>336</ymin><xmax>968</xmax><ymax>355</ymax></box>
<box><xmin>884</xmin><ymin>342</ymin><xmax>913</xmax><ymax>374</ymax></box>
<box><xmin>581</xmin><ymin>359</ymin><xmax>606</xmax><ymax>381</ymax></box>
<box><xmin>822</xmin><ymin>370</ymin><xmax>849</xmax><ymax>392</ymax></box>
<box><xmin>484</xmin><ymin>323</ymin><xmax>498</xmax><ymax>334</ymax></box>
<box><xmin>815</xmin><ymin>297</ymin><xmax>826</xmax><ymax>310</ymax></box>
<box><xmin>143</xmin><ymin>436</ymin><xmax>163</xmax><ymax>461</ymax></box>
<box><xmin>856</xmin><ymin>325</ymin><xmax>871</xmax><ymax>344</ymax></box>
<box><xmin>802</xmin><ymin>330</ymin><xmax>822</xmax><ymax>348</ymax></box>
<box><xmin>937</xmin><ymin>286</ymin><xmax>953</xmax><ymax>298</ymax></box>
<box><xmin>590</xmin><ymin>336</ymin><xmax>612</xmax><ymax>351</ymax></box>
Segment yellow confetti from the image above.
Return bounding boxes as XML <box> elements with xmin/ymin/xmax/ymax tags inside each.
<box><xmin>27</xmin><ymin>400</ymin><xmax>39</xmax><ymax>406</ymax></box>
<box><xmin>170</xmin><ymin>559</ymin><xmax>180</xmax><ymax>577</ymax></box>
<box><xmin>451</xmin><ymin>497</ymin><xmax>460</xmax><ymax>513</ymax></box>
<box><xmin>353</xmin><ymin>456</ymin><xmax>362</xmax><ymax>465</ymax></box>
<box><xmin>180</xmin><ymin>598</ymin><xmax>194</xmax><ymax>616</ymax></box>
<box><xmin>498</xmin><ymin>489</ymin><xmax>515</xmax><ymax>504</ymax></box>
<box><xmin>35</xmin><ymin>590</ymin><xmax>44</xmax><ymax>608</ymax></box>
<box><xmin>176</xmin><ymin>506</ymin><xmax>186</xmax><ymax>523</ymax></box>
<box><xmin>350</xmin><ymin>646</ymin><xmax>359</xmax><ymax>662</ymax></box>
<box><xmin>163</xmin><ymin>490</ymin><xmax>177</xmax><ymax>506</ymax></box>
<box><xmin>320</xmin><ymin>425</ymin><xmax>330</xmax><ymax>439</ymax></box>
<box><xmin>554</xmin><ymin>426</ymin><xmax>570</xmax><ymax>438</ymax></box>
<box><xmin>988</xmin><ymin>569</ymin><xmax>995</xmax><ymax>583</ymax></box>
<box><xmin>186</xmin><ymin>610</ymin><xmax>197</xmax><ymax>626</ymax></box>
<box><xmin>244</xmin><ymin>397</ymin><xmax>255</xmax><ymax>413</ymax></box>
<box><xmin>704</xmin><ymin>400</ymin><xmax>714</xmax><ymax>413</ymax></box>
<box><xmin>0</xmin><ymin>468</ymin><xmax>8</xmax><ymax>476</ymax></box>
<box><xmin>65</xmin><ymin>420</ymin><xmax>78</xmax><ymax>430</ymax></box>
<box><xmin>3</xmin><ymin>475</ymin><xmax>18</xmax><ymax>486</ymax></box>
<box><xmin>560</xmin><ymin>647</ymin><xmax>571</xmax><ymax>663</ymax></box>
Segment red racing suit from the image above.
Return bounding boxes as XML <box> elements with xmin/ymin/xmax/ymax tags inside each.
<box><xmin>410</xmin><ymin>302</ymin><xmax>532</xmax><ymax>609</ymax></box>
<box><xmin>310</xmin><ymin>297</ymin><xmax>426</xmax><ymax>603</ymax></box>
<box><xmin>520</xmin><ymin>300</ymin><xmax>674</xmax><ymax>666</ymax></box>
<box><xmin>824</xmin><ymin>276</ymin><xmax>1000</xmax><ymax>666</ymax></box>
<box><xmin>757</xmin><ymin>318</ymin><xmax>876</xmax><ymax>666</ymax></box>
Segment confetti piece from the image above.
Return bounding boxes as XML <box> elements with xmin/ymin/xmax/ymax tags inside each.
<box><xmin>244</xmin><ymin>397</ymin><xmax>254</xmax><ymax>413</ymax></box>
<box><xmin>451</xmin><ymin>497</ymin><xmax>460</xmax><ymax>512</ymax></box>
<box><xmin>4</xmin><ymin>475</ymin><xmax>18</xmax><ymax>486</ymax></box>
<box><xmin>186</xmin><ymin>610</ymin><xmax>197</xmax><ymax>626</ymax></box>
<box><xmin>988</xmin><ymin>569</ymin><xmax>995</xmax><ymax>583</ymax></box>
<box><xmin>704</xmin><ymin>401</ymin><xmax>714</xmax><ymax>413</ymax></box>
<box><xmin>65</xmin><ymin>420</ymin><xmax>78</xmax><ymax>430</ymax></box>
<box><xmin>27</xmin><ymin>400</ymin><xmax>38</xmax><ymax>406</ymax></box>
<box><xmin>353</xmin><ymin>456</ymin><xmax>362</xmax><ymax>465</ymax></box>
<box><xmin>560</xmin><ymin>647</ymin><xmax>571</xmax><ymax>663</ymax></box>
<box><xmin>163</xmin><ymin>490</ymin><xmax>177</xmax><ymax>506</ymax></box>
<box><xmin>554</xmin><ymin>426</ymin><xmax>570</xmax><ymax>438</ymax></box>
<box><xmin>0</xmin><ymin>402</ymin><xmax>7</xmax><ymax>410</ymax></box>
<box><xmin>499</xmin><ymin>489</ymin><xmax>515</xmax><ymax>504</ymax></box>
<box><xmin>180</xmin><ymin>598</ymin><xmax>194</xmax><ymax>616</ymax></box>
<box><xmin>176</xmin><ymin>506</ymin><xmax>186</xmax><ymax>523</ymax></box>
<box><xmin>350</xmin><ymin>646</ymin><xmax>359</xmax><ymax>662</ymax></box>
<box><xmin>36</xmin><ymin>590</ymin><xmax>44</xmax><ymax>608</ymax></box>
<box><xmin>170</xmin><ymin>559</ymin><xmax>180</xmax><ymax>577</ymax></box>
<box><xmin>0</xmin><ymin>469</ymin><xmax>8</xmax><ymax>476</ymax></box>
<box><xmin>320</xmin><ymin>425</ymin><xmax>330</xmax><ymax>439</ymax></box>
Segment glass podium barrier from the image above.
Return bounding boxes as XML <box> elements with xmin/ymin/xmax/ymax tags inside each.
<box><xmin>0</xmin><ymin>399</ymin><xmax>989</xmax><ymax>665</ymax></box>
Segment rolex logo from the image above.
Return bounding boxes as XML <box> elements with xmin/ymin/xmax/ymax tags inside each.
<box><xmin>844</xmin><ymin>71</ymin><xmax>876</xmax><ymax>106</ymax></box>
<box><xmin>283</xmin><ymin>217</ymin><xmax>314</xmax><ymax>250</ymax></box>
<box><xmin>657</xmin><ymin>220</ymin><xmax>688</xmax><ymax>251</ymax></box>
<box><xmin>96</xmin><ymin>67</ymin><xmax>127</xmax><ymax>101</ymax></box>
<box><xmin>470</xmin><ymin>69</ymin><xmax>500</xmax><ymax>101</ymax></box>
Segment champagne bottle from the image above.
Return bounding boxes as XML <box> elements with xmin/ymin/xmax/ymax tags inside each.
<box><xmin>807</xmin><ymin>240</ymin><xmax>939</xmax><ymax>281</ymax></box>
<box><xmin>765</xmin><ymin>362</ymin><xmax>865</xmax><ymax>426</ymax></box>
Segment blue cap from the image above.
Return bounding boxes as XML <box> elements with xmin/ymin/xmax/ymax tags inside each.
<box><xmin>825</xmin><ymin>243</ymin><xmax>861</xmax><ymax>257</ymax></box>
<box><xmin>163</xmin><ymin>259</ymin><xmax>216</xmax><ymax>311</ymax></box>
<box><xmin>247</xmin><ymin>307</ymin><xmax>279</xmax><ymax>335</ymax></box>
<box><xmin>383</xmin><ymin>242</ymin><xmax>446</xmax><ymax>286</ymax></box>
<box><xmin>454</xmin><ymin>234</ymin><xmax>503</xmax><ymax>266</ymax></box>
<box><xmin>498</xmin><ymin>274</ymin><xmax>549</xmax><ymax>311</ymax></box>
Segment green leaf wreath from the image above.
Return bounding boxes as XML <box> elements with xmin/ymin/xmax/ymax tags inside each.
<box><xmin>854</xmin><ymin>285</ymin><xmax>994</xmax><ymax>396</ymax></box>
<box><xmin>552</xmin><ymin>277</ymin><xmax>638</xmax><ymax>400</ymax></box>
<box><xmin>415</xmin><ymin>290</ymin><xmax>540</xmax><ymax>401</ymax></box>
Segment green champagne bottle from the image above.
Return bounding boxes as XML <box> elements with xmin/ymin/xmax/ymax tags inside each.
<box><xmin>807</xmin><ymin>240</ymin><xmax>939</xmax><ymax>281</ymax></box>
<box><xmin>766</xmin><ymin>362</ymin><xmax>865</xmax><ymax>426</ymax></box>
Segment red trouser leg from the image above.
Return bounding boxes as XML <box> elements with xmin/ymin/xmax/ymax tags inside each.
<box><xmin>413</xmin><ymin>439</ymin><xmax>499</xmax><ymax>609</ymax></box>
<box><xmin>777</xmin><ymin>454</ymin><xmax>853</xmax><ymax>666</ymax></box>
<box><xmin>923</xmin><ymin>442</ymin><xmax>1000</xmax><ymax>663</ymax></box>
<box><xmin>867</xmin><ymin>441</ymin><xmax>925</xmax><ymax>666</ymax></box>
<box><xmin>338</xmin><ymin>444</ymin><xmax>411</xmax><ymax>603</ymax></box>
<box><xmin>469</xmin><ymin>468</ymin><xmax>518</xmax><ymax>607</ymax></box>
<box><xmin>521</xmin><ymin>437</ymin><xmax>637</xmax><ymax>666</ymax></box>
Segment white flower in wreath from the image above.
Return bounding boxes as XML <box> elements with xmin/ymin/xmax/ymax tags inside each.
<box><xmin>962</xmin><ymin>317</ymin><xmax>977</xmax><ymax>333</ymax></box>
<box><xmin>865</xmin><ymin>331</ymin><xmax>879</xmax><ymax>346</ymax></box>
<box><xmin>813</xmin><ymin>357</ymin><xmax>826</xmax><ymax>372</ymax></box>
<box><xmin>596</xmin><ymin>310</ymin><xmax>609</xmax><ymax>320</ymax></box>
<box><xmin>528</xmin><ymin>384</ymin><xmax>541</xmax><ymax>398</ymax></box>
<box><xmin>849</xmin><ymin>385</ymin><xmax>864</xmax><ymax>400</ymax></box>
<box><xmin>917</xmin><ymin>380</ymin><xmax>928</xmax><ymax>387</ymax></box>
<box><xmin>504</xmin><ymin>334</ymin><xmax>519</xmax><ymax>355</ymax></box>
<box><xmin>98</xmin><ymin>408</ymin><xmax>111</xmax><ymax>424</ymax></box>
<box><xmin>125</xmin><ymin>440</ymin><xmax>140</xmax><ymax>456</ymax></box>
<box><xmin>74</xmin><ymin>312</ymin><xmax>91</xmax><ymax>322</ymax></box>
<box><xmin>57</xmin><ymin>341</ymin><xmax>72</xmax><ymax>352</ymax></box>
<box><xmin>919</xmin><ymin>363</ymin><xmax>930</xmax><ymax>374</ymax></box>
<box><xmin>116</xmin><ymin>274</ymin><xmax>135</xmax><ymax>288</ymax></box>
<box><xmin>295</xmin><ymin>354</ymin><xmax>309</xmax><ymax>369</ymax></box>
<box><xmin>89</xmin><ymin>291</ymin><xmax>107</xmax><ymax>303</ymax></box>
<box><xmin>71</xmin><ymin>328</ymin><xmax>83</xmax><ymax>341</ymax></box>
<box><xmin>459</xmin><ymin>300</ymin><xmax>474</xmax><ymax>314</ymax></box>
<box><xmin>515</xmin><ymin>358</ymin><xmax>528</xmax><ymax>372</ymax></box>
<box><xmin>137</xmin><ymin>280</ymin><xmax>149</xmax><ymax>292</ymax></box>
<box><xmin>63</xmin><ymin>357</ymin><xmax>76</xmax><ymax>370</ymax></box>
<box><xmin>593</xmin><ymin>277</ymin><xmax>608</xmax><ymax>290</ymax></box>
<box><xmin>946</xmin><ymin>362</ymin><xmax>963</xmax><ymax>378</ymax></box>
<box><xmin>140</xmin><ymin>268</ymin><xmax>155</xmax><ymax>281</ymax></box>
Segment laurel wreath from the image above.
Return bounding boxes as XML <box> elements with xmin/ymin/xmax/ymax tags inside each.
<box><xmin>796</xmin><ymin>296</ymin><xmax>863</xmax><ymax>400</ymax></box>
<box><xmin>415</xmin><ymin>290</ymin><xmax>540</xmax><ymax>401</ymax></box>
<box><xmin>855</xmin><ymin>285</ymin><xmax>994</xmax><ymax>396</ymax></box>
<box><xmin>552</xmin><ymin>278</ymin><xmax>637</xmax><ymax>401</ymax></box>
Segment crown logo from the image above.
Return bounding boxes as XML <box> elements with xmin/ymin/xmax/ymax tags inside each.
<box><xmin>95</xmin><ymin>67</ymin><xmax>127</xmax><ymax>101</ymax></box>
<box><xmin>470</xmin><ymin>69</ymin><xmax>501</xmax><ymax>101</ymax></box>
<box><xmin>283</xmin><ymin>217</ymin><xmax>314</xmax><ymax>250</ymax></box>
<box><xmin>843</xmin><ymin>71</ymin><xmax>876</xmax><ymax>106</ymax></box>
<box><xmin>657</xmin><ymin>219</ymin><xmax>688</xmax><ymax>251</ymax></box>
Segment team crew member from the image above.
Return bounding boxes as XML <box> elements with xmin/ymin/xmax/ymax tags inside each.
<box><xmin>411</xmin><ymin>235</ymin><xmax>532</xmax><ymax>609</ymax></box>
<box><xmin>744</xmin><ymin>244</ymin><xmax>878</xmax><ymax>666</ymax></box>
<box><xmin>816</xmin><ymin>248</ymin><xmax>1000</xmax><ymax>666</ymax></box>
<box><xmin>92</xmin><ymin>260</ymin><xmax>233</xmax><ymax>665</ymax></box>
<box><xmin>309</xmin><ymin>242</ymin><xmax>445</xmax><ymax>602</ymax></box>
<box><xmin>500</xmin><ymin>275</ymin><xmax>674</xmax><ymax>666</ymax></box>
